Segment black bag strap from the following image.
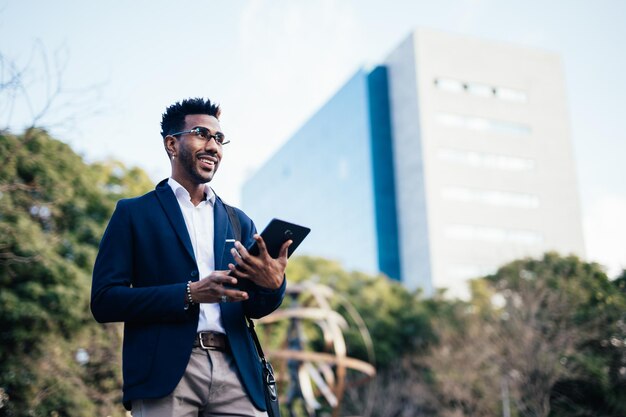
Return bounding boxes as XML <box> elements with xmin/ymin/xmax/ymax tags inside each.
<box><xmin>245</xmin><ymin>316</ymin><xmax>269</xmax><ymax>362</ymax></box>
<box><xmin>222</xmin><ymin>201</ymin><xmax>267</xmax><ymax>360</ymax></box>
<box><xmin>223</xmin><ymin>201</ymin><xmax>242</xmax><ymax>242</ymax></box>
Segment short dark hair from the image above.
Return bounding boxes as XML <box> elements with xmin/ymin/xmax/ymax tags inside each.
<box><xmin>160</xmin><ymin>97</ymin><xmax>221</xmax><ymax>138</ymax></box>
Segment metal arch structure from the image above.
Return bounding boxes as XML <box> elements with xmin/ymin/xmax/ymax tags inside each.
<box><xmin>257</xmin><ymin>282</ymin><xmax>377</xmax><ymax>417</ymax></box>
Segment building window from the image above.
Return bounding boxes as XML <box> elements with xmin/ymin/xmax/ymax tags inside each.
<box><xmin>434</xmin><ymin>77</ymin><xmax>528</xmax><ymax>103</ymax></box>
<box><xmin>441</xmin><ymin>186</ymin><xmax>540</xmax><ymax>208</ymax></box>
<box><xmin>466</xmin><ymin>82</ymin><xmax>492</xmax><ymax>98</ymax></box>
<box><xmin>434</xmin><ymin>78</ymin><xmax>464</xmax><ymax>93</ymax></box>
<box><xmin>495</xmin><ymin>87</ymin><xmax>527</xmax><ymax>103</ymax></box>
<box><xmin>444</xmin><ymin>224</ymin><xmax>543</xmax><ymax>245</ymax></box>
<box><xmin>437</xmin><ymin>148</ymin><xmax>535</xmax><ymax>171</ymax></box>
<box><xmin>436</xmin><ymin>112</ymin><xmax>531</xmax><ymax>135</ymax></box>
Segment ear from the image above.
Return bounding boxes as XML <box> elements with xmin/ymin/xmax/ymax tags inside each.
<box><xmin>164</xmin><ymin>135</ymin><xmax>178</xmax><ymax>158</ymax></box>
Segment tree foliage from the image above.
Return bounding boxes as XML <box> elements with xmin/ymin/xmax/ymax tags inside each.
<box><xmin>425</xmin><ymin>253</ymin><xmax>626</xmax><ymax>417</ymax></box>
<box><xmin>0</xmin><ymin>128</ymin><xmax>153</xmax><ymax>417</ymax></box>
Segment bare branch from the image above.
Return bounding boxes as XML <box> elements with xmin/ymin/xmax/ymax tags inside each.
<box><xmin>0</xmin><ymin>40</ymin><xmax>106</xmax><ymax>133</ymax></box>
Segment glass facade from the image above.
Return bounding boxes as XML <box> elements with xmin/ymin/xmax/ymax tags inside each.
<box><xmin>367</xmin><ymin>67</ymin><xmax>401</xmax><ymax>280</ymax></box>
<box><xmin>241</xmin><ymin>69</ymin><xmax>401</xmax><ymax>280</ymax></box>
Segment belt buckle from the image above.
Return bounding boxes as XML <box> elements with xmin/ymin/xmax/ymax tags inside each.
<box><xmin>199</xmin><ymin>332</ymin><xmax>216</xmax><ymax>350</ymax></box>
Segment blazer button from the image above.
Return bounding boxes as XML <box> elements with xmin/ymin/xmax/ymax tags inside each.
<box><xmin>191</xmin><ymin>271</ymin><xmax>199</xmax><ymax>277</ymax></box>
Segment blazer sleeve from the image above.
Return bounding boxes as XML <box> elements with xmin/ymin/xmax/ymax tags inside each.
<box><xmin>90</xmin><ymin>200</ymin><xmax>194</xmax><ymax>325</ymax></box>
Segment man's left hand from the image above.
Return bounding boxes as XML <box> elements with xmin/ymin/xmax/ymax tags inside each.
<box><xmin>228</xmin><ymin>235</ymin><xmax>291</xmax><ymax>290</ymax></box>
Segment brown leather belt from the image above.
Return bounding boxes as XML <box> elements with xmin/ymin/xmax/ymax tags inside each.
<box><xmin>193</xmin><ymin>332</ymin><xmax>229</xmax><ymax>351</ymax></box>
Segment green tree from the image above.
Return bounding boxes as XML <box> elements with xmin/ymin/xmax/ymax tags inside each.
<box><xmin>423</xmin><ymin>253</ymin><xmax>626</xmax><ymax>417</ymax></box>
<box><xmin>0</xmin><ymin>128</ymin><xmax>153</xmax><ymax>417</ymax></box>
<box><xmin>484</xmin><ymin>253</ymin><xmax>626</xmax><ymax>417</ymax></box>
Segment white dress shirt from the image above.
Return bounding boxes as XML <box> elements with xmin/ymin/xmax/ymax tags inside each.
<box><xmin>168</xmin><ymin>178</ymin><xmax>226</xmax><ymax>334</ymax></box>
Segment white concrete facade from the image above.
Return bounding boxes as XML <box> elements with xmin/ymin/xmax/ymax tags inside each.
<box><xmin>385</xmin><ymin>29</ymin><xmax>585</xmax><ymax>297</ymax></box>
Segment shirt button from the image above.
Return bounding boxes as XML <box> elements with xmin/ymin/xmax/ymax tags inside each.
<box><xmin>191</xmin><ymin>271</ymin><xmax>199</xmax><ymax>277</ymax></box>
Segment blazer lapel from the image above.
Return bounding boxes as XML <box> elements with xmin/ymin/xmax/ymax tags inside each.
<box><xmin>155</xmin><ymin>179</ymin><xmax>196</xmax><ymax>263</ymax></box>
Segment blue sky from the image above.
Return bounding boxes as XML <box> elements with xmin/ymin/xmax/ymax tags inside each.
<box><xmin>1</xmin><ymin>0</ymin><xmax>625</xmax><ymax>275</ymax></box>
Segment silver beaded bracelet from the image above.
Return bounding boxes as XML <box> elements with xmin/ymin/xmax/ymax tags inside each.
<box><xmin>186</xmin><ymin>281</ymin><xmax>195</xmax><ymax>305</ymax></box>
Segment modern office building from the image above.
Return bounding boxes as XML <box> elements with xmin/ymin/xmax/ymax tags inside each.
<box><xmin>242</xmin><ymin>29</ymin><xmax>585</xmax><ymax>297</ymax></box>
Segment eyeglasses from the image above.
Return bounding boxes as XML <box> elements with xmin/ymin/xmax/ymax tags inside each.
<box><xmin>170</xmin><ymin>126</ymin><xmax>230</xmax><ymax>145</ymax></box>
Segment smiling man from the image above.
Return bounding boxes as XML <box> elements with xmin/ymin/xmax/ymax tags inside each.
<box><xmin>91</xmin><ymin>98</ymin><xmax>290</xmax><ymax>417</ymax></box>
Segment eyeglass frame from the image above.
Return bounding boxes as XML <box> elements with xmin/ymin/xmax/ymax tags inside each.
<box><xmin>169</xmin><ymin>126</ymin><xmax>230</xmax><ymax>145</ymax></box>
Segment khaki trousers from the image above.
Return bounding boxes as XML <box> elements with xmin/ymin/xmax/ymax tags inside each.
<box><xmin>132</xmin><ymin>347</ymin><xmax>268</xmax><ymax>417</ymax></box>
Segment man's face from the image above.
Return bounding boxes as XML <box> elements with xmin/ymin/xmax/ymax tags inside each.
<box><xmin>172</xmin><ymin>114</ymin><xmax>224</xmax><ymax>184</ymax></box>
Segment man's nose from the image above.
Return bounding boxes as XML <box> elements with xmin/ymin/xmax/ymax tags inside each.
<box><xmin>204</xmin><ymin>136</ymin><xmax>219</xmax><ymax>151</ymax></box>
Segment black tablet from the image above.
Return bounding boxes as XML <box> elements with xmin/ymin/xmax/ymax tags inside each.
<box><xmin>248</xmin><ymin>218</ymin><xmax>310</xmax><ymax>259</ymax></box>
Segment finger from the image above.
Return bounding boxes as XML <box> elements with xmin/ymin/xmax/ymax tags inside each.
<box><xmin>234</xmin><ymin>246</ymin><xmax>261</xmax><ymax>275</ymax></box>
<box><xmin>227</xmin><ymin>263</ymin><xmax>246</xmax><ymax>279</ymax></box>
<box><xmin>279</xmin><ymin>239</ymin><xmax>293</xmax><ymax>259</ymax></box>
<box><xmin>196</xmin><ymin>272</ymin><xmax>229</xmax><ymax>291</ymax></box>
<box><xmin>234</xmin><ymin>241</ymin><xmax>251</xmax><ymax>261</ymax></box>
<box><xmin>230</xmin><ymin>266</ymin><xmax>252</xmax><ymax>280</ymax></box>
<box><xmin>227</xmin><ymin>262</ymin><xmax>245</xmax><ymax>273</ymax></box>
<box><xmin>230</xmin><ymin>253</ymin><xmax>253</xmax><ymax>274</ymax></box>
<box><xmin>223</xmin><ymin>289</ymin><xmax>249</xmax><ymax>301</ymax></box>
<box><xmin>213</xmin><ymin>274</ymin><xmax>238</xmax><ymax>287</ymax></box>
<box><xmin>230</xmin><ymin>246</ymin><xmax>243</xmax><ymax>260</ymax></box>
<box><xmin>254</xmin><ymin>234</ymin><xmax>269</xmax><ymax>256</ymax></box>
<box><xmin>206</xmin><ymin>269</ymin><xmax>232</xmax><ymax>278</ymax></box>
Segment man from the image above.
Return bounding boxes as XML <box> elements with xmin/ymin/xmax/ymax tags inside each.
<box><xmin>91</xmin><ymin>97</ymin><xmax>290</xmax><ymax>416</ymax></box>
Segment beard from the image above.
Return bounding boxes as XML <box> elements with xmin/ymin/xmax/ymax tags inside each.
<box><xmin>178</xmin><ymin>143</ymin><xmax>218</xmax><ymax>184</ymax></box>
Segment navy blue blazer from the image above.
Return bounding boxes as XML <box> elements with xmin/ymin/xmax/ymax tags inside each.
<box><xmin>91</xmin><ymin>179</ymin><xmax>285</xmax><ymax>410</ymax></box>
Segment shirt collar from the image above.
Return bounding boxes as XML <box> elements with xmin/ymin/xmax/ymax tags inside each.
<box><xmin>167</xmin><ymin>177</ymin><xmax>215</xmax><ymax>206</ymax></box>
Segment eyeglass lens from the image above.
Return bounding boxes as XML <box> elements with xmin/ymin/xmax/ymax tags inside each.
<box><xmin>193</xmin><ymin>127</ymin><xmax>226</xmax><ymax>144</ymax></box>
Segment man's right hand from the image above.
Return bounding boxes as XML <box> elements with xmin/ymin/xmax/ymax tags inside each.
<box><xmin>188</xmin><ymin>271</ymin><xmax>249</xmax><ymax>304</ymax></box>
